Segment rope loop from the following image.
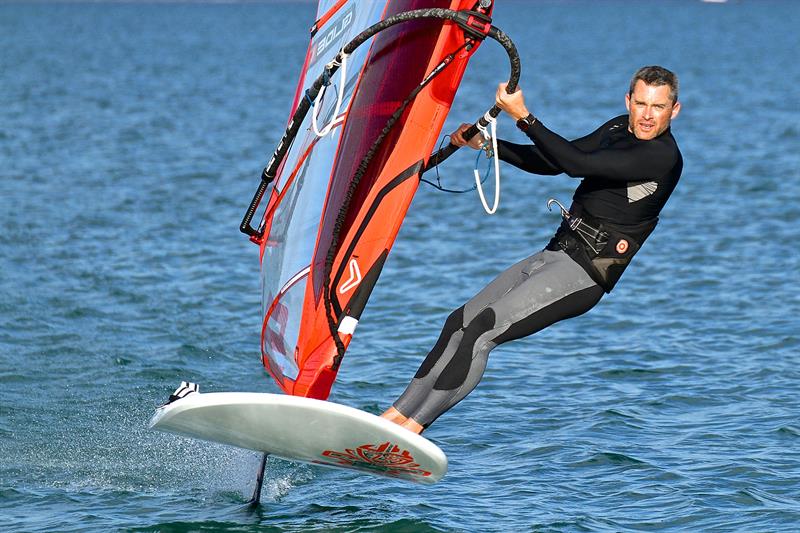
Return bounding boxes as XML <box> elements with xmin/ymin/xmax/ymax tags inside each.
<box><xmin>473</xmin><ymin>111</ymin><xmax>500</xmax><ymax>214</ymax></box>
<box><xmin>312</xmin><ymin>52</ymin><xmax>349</xmax><ymax>137</ymax></box>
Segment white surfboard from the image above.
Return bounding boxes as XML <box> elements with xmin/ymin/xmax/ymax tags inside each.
<box><xmin>148</xmin><ymin>384</ymin><xmax>447</xmax><ymax>484</ymax></box>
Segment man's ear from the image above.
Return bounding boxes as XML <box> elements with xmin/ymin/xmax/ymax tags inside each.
<box><xmin>671</xmin><ymin>101</ymin><xmax>681</xmax><ymax>120</ymax></box>
<box><xmin>625</xmin><ymin>92</ymin><xmax>631</xmax><ymax>112</ymax></box>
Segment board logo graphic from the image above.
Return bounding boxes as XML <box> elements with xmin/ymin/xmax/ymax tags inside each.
<box><xmin>320</xmin><ymin>441</ymin><xmax>432</xmax><ymax>477</ymax></box>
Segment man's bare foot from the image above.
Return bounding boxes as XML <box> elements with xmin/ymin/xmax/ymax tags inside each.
<box><xmin>380</xmin><ymin>406</ymin><xmax>407</xmax><ymax>424</ymax></box>
<box><xmin>400</xmin><ymin>418</ymin><xmax>424</xmax><ymax>434</ymax></box>
<box><xmin>381</xmin><ymin>407</ymin><xmax>424</xmax><ymax>434</ymax></box>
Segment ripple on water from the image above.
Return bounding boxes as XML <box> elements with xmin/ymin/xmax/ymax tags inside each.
<box><xmin>2</xmin><ymin>1</ymin><xmax>800</xmax><ymax>532</ymax></box>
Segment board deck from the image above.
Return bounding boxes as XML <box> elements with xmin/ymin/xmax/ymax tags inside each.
<box><xmin>148</xmin><ymin>388</ymin><xmax>447</xmax><ymax>484</ymax></box>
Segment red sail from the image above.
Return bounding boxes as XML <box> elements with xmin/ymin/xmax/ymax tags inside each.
<box><xmin>258</xmin><ymin>0</ymin><xmax>490</xmax><ymax>399</ymax></box>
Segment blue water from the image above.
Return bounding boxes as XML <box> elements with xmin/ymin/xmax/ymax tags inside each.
<box><xmin>2</xmin><ymin>1</ymin><xmax>799</xmax><ymax>531</ymax></box>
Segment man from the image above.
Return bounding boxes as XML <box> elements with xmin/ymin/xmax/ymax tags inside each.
<box><xmin>381</xmin><ymin>65</ymin><xmax>683</xmax><ymax>434</ymax></box>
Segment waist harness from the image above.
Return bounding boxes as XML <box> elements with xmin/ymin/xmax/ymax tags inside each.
<box><xmin>545</xmin><ymin>199</ymin><xmax>657</xmax><ymax>292</ymax></box>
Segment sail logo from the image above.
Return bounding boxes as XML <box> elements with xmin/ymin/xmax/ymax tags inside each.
<box><xmin>339</xmin><ymin>258</ymin><xmax>362</xmax><ymax>294</ymax></box>
<box><xmin>312</xmin><ymin>5</ymin><xmax>354</xmax><ymax>65</ymax></box>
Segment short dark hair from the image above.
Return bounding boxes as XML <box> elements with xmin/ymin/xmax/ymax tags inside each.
<box><xmin>629</xmin><ymin>66</ymin><xmax>679</xmax><ymax>104</ymax></box>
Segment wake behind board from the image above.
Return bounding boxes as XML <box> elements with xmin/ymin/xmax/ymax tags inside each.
<box><xmin>149</xmin><ymin>383</ymin><xmax>447</xmax><ymax>484</ymax></box>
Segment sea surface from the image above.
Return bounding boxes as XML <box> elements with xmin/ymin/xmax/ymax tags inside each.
<box><xmin>2</xmin><ymin>1</ymin><xmax>799</xmax><ymax>531</ymax></box>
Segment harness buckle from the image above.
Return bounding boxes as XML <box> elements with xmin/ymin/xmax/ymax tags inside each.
<box><xmin>546</xmin><ymin>198</ymin><xmax>608</xmax><ymax>254</ymax></box>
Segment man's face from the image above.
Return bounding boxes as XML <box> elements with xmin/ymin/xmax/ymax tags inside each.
<box><xmin>625</xmin><ymin>80</ymin><xmax>681</xmax><ymax>140</ymax></box>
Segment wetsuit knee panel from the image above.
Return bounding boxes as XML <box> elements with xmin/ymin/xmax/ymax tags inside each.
<box><xmin>433</xmin><ymin>307</ymin><xmax>496</xmax><ymax>391</ymax></box>
<box><xmin>414</xmin><ymin>306</ymin><xmax>465</xmax><ymax>379</ymax></box>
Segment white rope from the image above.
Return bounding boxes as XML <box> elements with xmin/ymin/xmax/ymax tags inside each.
<box><xmin>312</xmin><ymin>52</ymin><xmax>349</xmax><ymax>137</ymax></box>
<box><xmin>474</xmin><ymin>111</ymin><xmax>500</xmax><ymax>214</ymax></box>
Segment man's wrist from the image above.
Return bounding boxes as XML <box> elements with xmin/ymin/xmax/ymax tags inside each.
<box><xmin>516</xmin><ymin>113</ymin><xmax>537</xmax><ymax>132</ymax></box>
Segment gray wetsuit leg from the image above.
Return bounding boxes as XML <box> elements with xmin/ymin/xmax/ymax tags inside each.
<box><xmin>393</xmin><ymin>249</ymin><xmax>603</xmax><ymax>428</ymax></box>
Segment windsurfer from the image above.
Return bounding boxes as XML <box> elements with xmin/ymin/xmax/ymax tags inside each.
<box><xmin>381</xmin><ymin>65</ymin><xmax>683</xmax><ymax>433</ymax></box>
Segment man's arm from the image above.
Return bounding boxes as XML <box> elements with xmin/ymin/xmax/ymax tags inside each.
<box><xmin>447</xmin><ymin>122</ymin><xmax>562</xmax><ymax>175</ymax></box>
<box><xmin>497</xmin><ymin>140</ymin><xmax>561</xmax><ymax>175</ymax></box>
<box><xmin>494</xmin><ymin>83</ymin><xmax>676</xmax><ymax>182</ymax></box>
<box><xmin>527</xmin><ymin>120</ymin><xmax>677</xmax><ymax>182</ymax></box>
<box><xmin>496</xmin><ymin>117</ymin><xmax>615</xmax><ymax>176</ymax></box>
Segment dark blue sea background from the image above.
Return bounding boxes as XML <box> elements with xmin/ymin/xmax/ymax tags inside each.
<box><xmin>2</xmin><ymin>0</ymin><xmax>799</xmax><ymax>531</ymax></box>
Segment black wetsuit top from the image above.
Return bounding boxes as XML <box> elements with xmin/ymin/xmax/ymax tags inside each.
<box><xmin>498</xmin><ymin>114</ymin><xmax>683</xmax><ymax>291</ymax></box>
<box><xmin>498</xmin><ymin>114</ymin><xmax>683</xmax><ymax>226</ymax></box>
